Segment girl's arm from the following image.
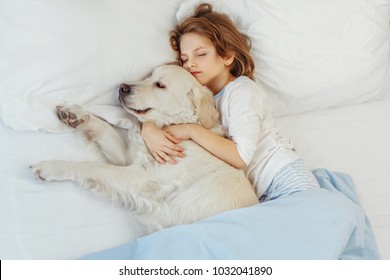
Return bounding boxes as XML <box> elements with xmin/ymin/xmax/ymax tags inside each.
<box><xmin>163</xmin><ymin>124</ymin><xmax>246</xmax><ymax>169</ymax></box>
<box><xmin>141</xmin><ymin>122</ymin><xmax>185</xmax><ymax>164</ymax></box>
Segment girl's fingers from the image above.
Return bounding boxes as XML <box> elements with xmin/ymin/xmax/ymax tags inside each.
<box><xmin>154</xmin><ymin>151</ymin><xmax>177</xmax><ymax>165</ymax></box>
<box><xmin>165</xmin><ymin>133</ymin><xmax>182</xmax><ymax>144</ymax></box>
<box><xmin>153</xmin><ymin>152</ymin><xmax>166</xmax><ymax>164</ymax></box>
<box><xmin>163</xmin><ymin>147</ymin><xmax>185</xmax><ymax>158</ymax></box>
<box><xmin>160</xmin><ymin>152</ymin><xmax>176</xmax><ymax>164</ymax></box>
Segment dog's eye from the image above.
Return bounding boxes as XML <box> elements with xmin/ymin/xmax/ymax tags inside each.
<box><xmin>155</xmin><ymin>81</ymin><xmax>166</xmax><ymax>89</ymax></box>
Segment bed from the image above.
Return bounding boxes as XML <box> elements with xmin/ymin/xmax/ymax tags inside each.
<box><xmin>0</xmin><ymin>0</ymin><xmax>389</xmax><ymax>260</ymax></box>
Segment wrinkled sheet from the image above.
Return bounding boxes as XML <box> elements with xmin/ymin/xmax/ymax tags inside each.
<box><xmin>83</xmin><ymin>169</ymin><xmax>380</xmax><ymax>260</ymax></box>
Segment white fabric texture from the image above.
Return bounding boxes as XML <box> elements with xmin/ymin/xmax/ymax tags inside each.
<box><xmin>0</xmin><ymin>0</ymin><xmax>180</xmax><ymax>132</ymax></box>
<box><xmin>1</xmin><ymin>0</ymin><xmax>389</xmax><ymax>132</ymax></box>
<box><xmin>178</xmin><ymin>0</ymin><xmax>390</xmax><ymax>116</ymax></box>
<box><xmin>1</xmin><ymin>98</ymin><xmax>389</xmax><ymax>259</ymax></box>
<box><xmin>214</xmin><ymin>76</ymin><xmax>299</xmax><ymax>197</ymax></box>
<box><xmin>1</xmin><ymin>0</ymin><xmax>390</xmax><ymax>260</ymax></box>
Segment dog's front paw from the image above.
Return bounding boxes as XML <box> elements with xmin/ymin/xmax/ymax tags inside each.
<box><xmin>30</xmin><ymin>161</ymin><xmax>68</xmax><ymax>182</ymax></box>
<box><xmin>56</xmin><ymin>105</ymin><xmax>90</xmax><ymax>128</ymax></box>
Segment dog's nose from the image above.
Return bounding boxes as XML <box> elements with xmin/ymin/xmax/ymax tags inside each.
<box><xmin>119</xmin><ymin>83</ymin><xmax>131</xmax><ymax>95</ymax></box>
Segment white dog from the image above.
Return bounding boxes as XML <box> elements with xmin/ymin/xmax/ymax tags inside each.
<box><xmin>31</xmin><ymin>64</ymin><xmax>258</xmax><ymax>231</ymax></box>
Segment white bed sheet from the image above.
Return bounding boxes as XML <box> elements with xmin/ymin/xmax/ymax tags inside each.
<box><xmin>0</xmin><ymin>126</ymin><xmax>147</xmax><ymax>259</ymax></box>
<box><xmin>0</xmin><ymin>98</ymin><xmax>389</xmax><ymax>259</ymax></box>
<box><xmin>1</xmin><ymin>0</ymin><xmax>389</xmax><ymax>261</ymax></box>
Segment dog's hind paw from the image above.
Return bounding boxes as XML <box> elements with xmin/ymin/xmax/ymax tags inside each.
<box><xmin>56</xmin><ymin>105</ymin><xmax>90</xmax><ymax>128</ymax></box>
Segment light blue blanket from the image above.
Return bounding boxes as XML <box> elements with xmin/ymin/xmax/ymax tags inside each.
<box><xmin>83</xmin><ymin>169</ymin><xmax>380</xmax><ymax>259</ymax></box>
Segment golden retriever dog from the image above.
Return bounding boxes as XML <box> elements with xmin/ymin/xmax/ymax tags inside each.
<box><xmin>31</xmin><ymin>64</ymin><xmax>258</xmax><ymax>231</ymax></box>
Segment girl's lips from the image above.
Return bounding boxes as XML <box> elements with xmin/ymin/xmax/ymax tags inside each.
<box><xmin>191</xmin><ymin>71</ymin><xmax>201</xmax><ymax>77</ymax></box>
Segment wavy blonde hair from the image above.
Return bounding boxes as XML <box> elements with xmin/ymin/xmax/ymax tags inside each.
<box><xmin>170</xmin><ymin>3</ymin><xmax>255</xmax><ymax>79</ymax></box>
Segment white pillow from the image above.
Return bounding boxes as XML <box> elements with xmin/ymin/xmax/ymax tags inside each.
<box><xmin>0</xmin><ymin>0</ymin><xmax>181</xmax><ymax>132</ymax></box>
<box><xmin>1</xmin><ymin>0</ymin><xmax>389</xmax><ymax>132</ymax></box>
<box><xmin>178</xmin><ymin>0</ymin><xmax>390</xmax><ymax>116</ymax></box>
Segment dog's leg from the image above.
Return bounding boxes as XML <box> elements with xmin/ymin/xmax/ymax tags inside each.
<box><xmin>30</xmin><ymin>161</ymin><xmax>156</xmax><ymax>212</ymax></box>
<box><xmin>56</xmin><ymin>105</ymin><xmax>128</xmax><ymax>166</ymax></box>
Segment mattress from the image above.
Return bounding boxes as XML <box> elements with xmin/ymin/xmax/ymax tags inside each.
<box><xmin>0</xmin><ymin>98</ymin><xmax>388</xmax><ymax>259</ymax></box>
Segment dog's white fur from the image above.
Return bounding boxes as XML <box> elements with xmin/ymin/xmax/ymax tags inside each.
<box><xmin>31</xmin><ymin>64</ymin><xmax>258</xmax><ymax>231</ymax></box>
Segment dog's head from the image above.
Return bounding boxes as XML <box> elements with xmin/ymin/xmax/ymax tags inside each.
<box><xmin>118</xmin><ymin>64</ymin><xmax>219</xmax><ymax>129</ymax></box>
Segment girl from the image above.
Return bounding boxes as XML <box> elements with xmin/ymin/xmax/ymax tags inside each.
<box><xmin>141</xmin><ymin>3</ymin><xmax>319</xmax><ymax>201</ymax></box>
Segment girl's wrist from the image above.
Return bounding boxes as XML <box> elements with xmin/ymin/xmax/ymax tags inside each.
<box><xmin>189</xmin><ymin>124</ymin><xmax>204</xmax><ymax>140</ymax></box>
<box><xmin>141</xmin><ymin>121</ymin><xmax>155</xmax><ymax>137</ymax></box>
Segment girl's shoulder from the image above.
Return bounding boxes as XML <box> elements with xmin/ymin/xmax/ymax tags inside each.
<box><xmin>225</xmin><ymin>76</ymin><xmax>266</xmax><ymax>100</ymax></box>
<box><xmin>231</xmin><ymin>75</ymin><xmax>255</xmax><ymax>87</ymax></box>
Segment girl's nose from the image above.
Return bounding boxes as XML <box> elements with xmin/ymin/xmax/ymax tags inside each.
<box><xmin>188</xmin><ymin>60</ymin><xmax>197</xmax><ymax>68</ymax></box>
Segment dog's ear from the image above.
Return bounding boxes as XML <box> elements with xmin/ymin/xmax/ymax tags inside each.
<box><xmin>189</xmin><ymin>85</ymin><xmax>219</xmax><ymax>129</ymax></box>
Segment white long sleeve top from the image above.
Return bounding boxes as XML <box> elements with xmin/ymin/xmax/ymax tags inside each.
<box><xmin>213</xmin><ymin>76</ymin><xmax>299</xmax><ymax>197</ymax></box>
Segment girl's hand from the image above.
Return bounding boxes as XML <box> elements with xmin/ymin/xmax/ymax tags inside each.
<box><xmin>163</xmin><ymin>124</ymin><xmax>195</xmax><ymax>141</ymax></box>
<box><xmin>166</xmin><ymin>123</ymin><xmax>247</xmax><ymax>169</ymax></box>
<box><xmin>141</xmin><ymin>122</ymin><xmax>185</xmax><ymax>164</ymax></box>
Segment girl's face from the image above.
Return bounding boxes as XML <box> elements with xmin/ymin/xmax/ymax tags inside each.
<box><xmin>179</xmin><ymin>32</ymin><xmax>234</xmax><ymax>94</ymax></box>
